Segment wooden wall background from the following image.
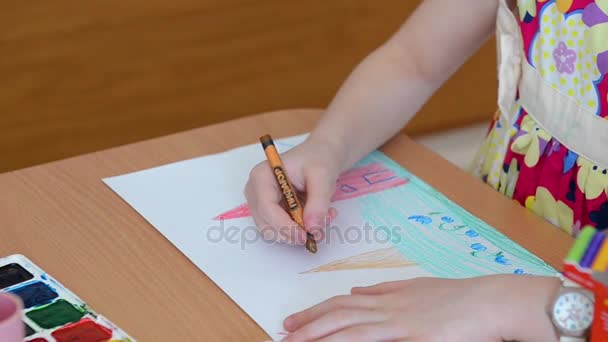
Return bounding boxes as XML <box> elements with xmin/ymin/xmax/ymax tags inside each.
<box><xmin>0</xmin><ymin>0</ymin><xmax>497</xmax><ymax>173</ymax></box>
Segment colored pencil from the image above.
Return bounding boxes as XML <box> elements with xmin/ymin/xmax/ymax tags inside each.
<box><xmin>566</xmin><ymin>226</ymin><xmax>596</xmax><ymax>263</ymax></box>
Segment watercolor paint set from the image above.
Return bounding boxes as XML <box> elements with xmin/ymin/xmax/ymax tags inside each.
<box><xmin>0</xmin><ymin>254</ymin><xmax>134</xmax><ymax>342</ymax></box>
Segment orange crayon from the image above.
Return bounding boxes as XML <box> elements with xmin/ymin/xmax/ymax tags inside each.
<box><xmin>260</xmin><ymin>134</ymin><xmax>317</xmax><ymax>253</ymax></box>
<box><xmin>592</xmin><ymin>237</ymin><xmax>608</xmax><ymax>271</ymax></box>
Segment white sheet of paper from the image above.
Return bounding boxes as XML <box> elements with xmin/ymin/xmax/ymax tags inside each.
<box><xmin>104</xmin><ymin>134</ymin><xmax>555</xmax><ymax>340</ymax></box>
<box><xmin>103</xmin><ymin>135</ymin><xmax>432</xmax><ymax>340</ymax></box>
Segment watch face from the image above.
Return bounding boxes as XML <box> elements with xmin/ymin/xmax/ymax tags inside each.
<box><xmin>553</xmin><ymin>291</ymin><xmax>594</xmax><ymax>333</ymax></box>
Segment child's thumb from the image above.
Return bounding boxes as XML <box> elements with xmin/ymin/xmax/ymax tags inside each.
<box><xmin>303</xmin><ymin>167</ymin><xmax>335</xmax><ymax>233</ymax></box>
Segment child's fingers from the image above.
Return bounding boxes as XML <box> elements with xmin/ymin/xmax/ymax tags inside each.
<box><xmin>283</xmin><ymin>295</ymin><xmax>376</xmax><ymax>332</ymax></box>
<box><xmin>249</xmin><ymin>216</ymin><xmax>286</xmax><ymax>244</ymax></box>
<box><xmin>302</xmin><ymin>166</ymin><xmax>335</xmax><ymax>232</ymax></box>
<box><xmin>246</xmin><ymin>166</ymin><xmax>306</xmax><ymax>244</ymax></box>
<box><xmin>250</xmin><ymin>194</ymin><xmax>305</xmax><ymax>245</ymax></box>
<box><xmin>247</xmin><ymin>164</ymin><xmax>283</xmax><ymax>204</ymax></box>
<box><xmin>326</xmin><ymin>207</ymin><xmax>338</xmax><ymax>225</ymax></box>
<box><xmin>259</xmin><ymin>204</ymin><xmax>307</xmax><ymax>245</ymax></box>
<box><xmin>252</xmin><ymin>210</ymin><xmax>306</xmax><ymax>245</ymax></box>
<box><xmin>315</xmin><ymin>322</ymin><xmax>405</xmax><ymax>342</ymax></box>
<box><xmin>283</xmin><ymin>309</ymin><xmax>386</xmax><ymax>342</ymax></box>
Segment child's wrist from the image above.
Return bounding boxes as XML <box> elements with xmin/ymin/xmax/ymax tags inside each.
<box><xmin>305</xmin><ymin>133</ymin><xmax>350</xmax><ymax>171</ymax></box>
<box><xmin>515</xmin><ymin>276</ymin><xmax>559</xmax><ymax>341</ymax></box>
<box><xmin>487</xmin><ymin>275</ymin><xmax>560</xmax><ymax>341</ymax></box>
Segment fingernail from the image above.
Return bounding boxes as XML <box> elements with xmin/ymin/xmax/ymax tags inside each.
<box><xmin>324</xmin><ymin>214</ymin><xmax>332</xmax><ymax>228</ymax></box>
<box><xmin>326</xmin><ymin>208</ymin><xmax>338</xmax><ymax>226</ymax></box>
<box><xmin>284</xmin><ymin>316</ymin><xmax>294</xmax><ymax>328</ymax></box>
<box><xmin>306</xmin><ymin>216</ymin><xmax>324</xmax><ymax>230</ymax></box>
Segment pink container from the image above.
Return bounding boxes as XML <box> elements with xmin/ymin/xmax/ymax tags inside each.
<box><xmin>0</xmin><ymin>293</ymin><xmax>23</xmax><ymax>342</ymax></box>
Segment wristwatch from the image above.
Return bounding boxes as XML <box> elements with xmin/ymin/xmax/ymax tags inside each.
<box><xmin>550</xmin><ymin>275</ymin><xmax>594</xmax><ymax>341</ymax></box>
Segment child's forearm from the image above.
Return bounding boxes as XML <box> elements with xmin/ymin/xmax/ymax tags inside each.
<box><xmin>307</xmin><ymin>43</ymin><xmax>440</xmax><ymax>171</ymax></box>
<box><xmin>307</xmin><ymin>0</ymin><xmax>498</xmax><ymax>170</ymax></box>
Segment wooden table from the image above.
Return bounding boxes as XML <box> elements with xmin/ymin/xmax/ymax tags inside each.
<box><xmin>0</xmin><ymin>109</ymin><xmax>573</xmax><ymax>341</ymax></box>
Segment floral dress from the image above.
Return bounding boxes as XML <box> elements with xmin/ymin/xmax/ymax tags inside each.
<box><xmin>471</xmin><ymin>0</ymin><xmax>608</xmax><ymax>236</ymax></box>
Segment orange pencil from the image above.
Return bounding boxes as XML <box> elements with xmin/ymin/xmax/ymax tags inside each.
<box><xmin>260</xmin><ymin>134</ymin><xmax>317</xmax><ymax>253</ymax></box>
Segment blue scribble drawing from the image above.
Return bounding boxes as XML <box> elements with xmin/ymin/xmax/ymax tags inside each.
<box><xmin>407</xmin><ymin>215</ymin><xmax>432</xmax><ymax>225</ymax></box>
<box><xmin>441</xmin><ymin>216</ymin><xmax>454</xmax><ymax>223</ymax></box>
<box><xmin>355</xmin><ymin>151</ymin><xmax>556</xmax><ymax>278</ymax></box>
<box><xmin>465</xmin><ymin>230</ymin><xmax>479</xmax><ymax>237</ymax></box>
<box><xmin>494</xmin><ymin>253</ymin><xmax>510</xmax><ymax>265</ymax></box>
<box><xmin>470</xmin><ymin>243</ymin><xmax>487</xmax><ymax>252</ymax></box>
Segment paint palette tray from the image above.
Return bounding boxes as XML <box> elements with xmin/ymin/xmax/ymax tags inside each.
<box><xmin>0</xmin><ymin>254</ymin><xmax>135</xmax><ymax>342</ymax></box>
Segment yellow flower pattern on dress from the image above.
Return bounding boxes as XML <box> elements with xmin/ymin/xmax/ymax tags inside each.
<box><xmin>478</xmin><ymin>131</ymin><xmax>502</xmax><ymax>189</ymax></box>
<box><xmin>510</xmin><ymin>115</ymin><xmax>552</xmax><ymax>167</ymax></box>
<box><xmin>525</xmin><ymin>187</ymin><xmax>574</xmax><ymax>234</ymax></box>
<box><xmin>531</xmin><ymin>1</ymin><xmax>602</xmax><ymax>112</ymax></box>
<box><xmin>498</xmin><ymin>159</ymin><xmax>520</xmax><ymax>198</ymax></box>
<box><xmin>519</xmin><ymin>0</ymin><xmax>568</xmax><ymax>20</ymax></box>
<box><xmin>583</xmin><ymin>0</ymin><xmax>608</xmax><ymax>77</ymax></box>
<box><xmin>576</xmin><ymin>158</ymin><xmax>608</xmax><ymax>200</ymax></box>
<box><xmin>473</xmin><ymin>1</ymin><xmax>608</xmax><ymax>237</ymax></box>
<box><xmin>470</xmin><ymin>109</ymin><xmax>518</xmax><ymax>190</ymax></box>
<box><xmin>519</xmin><ymin>0</ymin><xmax>537</xmax><ymax>20</ymax></box>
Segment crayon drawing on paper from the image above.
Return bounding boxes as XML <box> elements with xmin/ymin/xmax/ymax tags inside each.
<box><xmin>103</xmin><ymin>134</ymin><xmax>556</xmax><ymax>340</ymax></box>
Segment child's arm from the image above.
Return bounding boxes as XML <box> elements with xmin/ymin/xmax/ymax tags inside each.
<box><xmin>245</xmin><ymin>0</ymin><xmax>500</xmax><ymax>240</ymax></box>
<box><xmin>309</xmin><ymin>0</ymin><xmax>499</xmax><ymax>170</ymax></box>
<box><xmin>282</xmin><ymin>275</ymin><xmax>560</xmax><ymax>341</ymax></box>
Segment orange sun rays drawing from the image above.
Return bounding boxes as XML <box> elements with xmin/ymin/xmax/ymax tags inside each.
<box><xmin>300</xmin><ymin>247</ymin><xmax>415</xmax><ymax>274</ymax></box>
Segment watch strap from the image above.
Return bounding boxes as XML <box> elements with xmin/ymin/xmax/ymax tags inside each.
<box><xmin>559</xmin><ymin>274</ymin><xmax>581</xmax><ymax>288</ymax></box>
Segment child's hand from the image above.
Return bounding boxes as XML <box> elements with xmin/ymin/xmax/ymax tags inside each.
<box><xmin>244</xmin><ymin>138</ymin><xmax>342</xmax><ymax>244</ymax></box>
<box><xmin>282</xmin><ymin>275</ymin><xmax>560</xmax><ymax>342</ymax></box>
